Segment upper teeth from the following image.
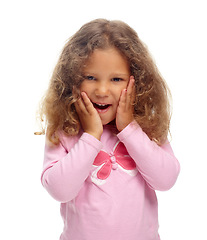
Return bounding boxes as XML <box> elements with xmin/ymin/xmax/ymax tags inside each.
<box><xmin>97</xmin><ymin>104</ymin><xmax>107</xmax><ymax>106</ymax></box>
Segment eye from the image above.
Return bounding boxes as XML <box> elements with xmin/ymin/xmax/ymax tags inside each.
<box><xmin>112</xmin><ymin>78</ymin><xmax>123</xmax><ymax>82</ymax></box>
<box><xmin>85</xmin><ymin>75</ymin><xmax>96</xmax><ymax>80</ymax></box>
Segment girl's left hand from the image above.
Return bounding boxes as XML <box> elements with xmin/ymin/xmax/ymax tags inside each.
<box><xmin>116</xmin><ymin>76</ymin><xmax>135</xmax><ymax>132</ymax></box>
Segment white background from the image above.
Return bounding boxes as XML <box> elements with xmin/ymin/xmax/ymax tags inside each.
<box><xmin>0</xmin><ymin>0</ymin><xmax>207</xmax><ymax>239</ymax></box>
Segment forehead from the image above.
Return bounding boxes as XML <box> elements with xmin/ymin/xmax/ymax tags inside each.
<box><xmin>84</xmin><ymin>48</ymin><xmax>130</xmax><ymax>73</ymax></box>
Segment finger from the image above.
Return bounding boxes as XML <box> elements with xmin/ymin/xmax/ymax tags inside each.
<box><xmin>126</xmin><ymin>76</ymin><xmax>135</xmax><ymax>106</ymax></box>
<box><xmin>81</xmin><ymin>92</ymin><xmax>96</xmax><ymax>114</ymax></box>
<box><xmin>74</xmin><ymin>97</ymin><xmax>88</xmax><ymax>115</ymax></box>
<box><xmin>117</xmin><ymin>89</ymin><xmax>127</xmax><ymax>111</ymax></box>
<box><xmin>126</xmin><ymin>76</ymin><xmax>135</xmax><ymax>95</ymax></box>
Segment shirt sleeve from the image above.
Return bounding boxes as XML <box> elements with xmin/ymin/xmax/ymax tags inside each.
<box><xmin>117</xmin><ymin>121</ymin><xmax>180</xmax><ymax>191</ymax></box>
<box><xmin>41</xmin><ymin>132</ymin><xmax>103</xmax><ymax>203</ymax></box>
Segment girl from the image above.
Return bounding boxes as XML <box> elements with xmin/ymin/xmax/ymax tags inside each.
<box><xmin>40</xmin><ymin>19</ymin><xmax>180</xmax><ymax>240</ymax></box>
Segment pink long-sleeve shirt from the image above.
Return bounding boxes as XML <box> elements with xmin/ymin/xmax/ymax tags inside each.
<box><xmin>41</xmin><ymin>121</ymin><xmax>180</xmax><ymax>240</ymax></box>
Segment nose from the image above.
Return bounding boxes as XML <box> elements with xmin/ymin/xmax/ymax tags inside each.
<box><xmin>95</xmin><ymin>82</ymin><xmax>110</xmax><ymax>97</ymax></box>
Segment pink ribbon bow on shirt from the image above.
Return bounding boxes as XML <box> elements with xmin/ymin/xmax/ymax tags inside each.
<box><xmin>93</xmin><ymin>142</ymin><xmax>137</xmax><ymax>180</ymax></box>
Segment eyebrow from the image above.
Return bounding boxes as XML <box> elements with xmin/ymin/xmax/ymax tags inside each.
<box><xmin>83</xmin><ymin>72</ymin><xmax>129</xmax><ymax>77</ymax></box>
<box><xmin>112</xmin><ymin>73</ymin><xmax>129</xmax><ymax>77</ymax></box>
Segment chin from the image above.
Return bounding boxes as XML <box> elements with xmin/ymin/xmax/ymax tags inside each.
<box><xmin>102</xmin><ymin>119</ymin><xmax>116</xmax><ymax>126</ymax></box>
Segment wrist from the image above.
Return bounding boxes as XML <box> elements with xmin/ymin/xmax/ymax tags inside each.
<box><xmin>117</xmin><ymin>120</ymin><xmax>140</xmax><ymax>140</ymax></box>
<box><xmin>86</xmin><ymin>131</ymin><xmax>102</xmax><ymax>140</ymax></box>
<box><xmin>117</xmin><ymin>118</ymin><xmax>135</xmax><ymax>132</ymax></box>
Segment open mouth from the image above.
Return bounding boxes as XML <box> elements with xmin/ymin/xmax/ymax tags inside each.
<box><xmin>93</xmin><ymin>103</ymin><xmax>111</xmax><ymax>110</ymax></box>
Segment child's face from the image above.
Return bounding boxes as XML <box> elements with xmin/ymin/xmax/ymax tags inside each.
<box><xmin>80</xmin><ymin>48</ymin><xmax>130</xmax><ymax>125</ymax></box>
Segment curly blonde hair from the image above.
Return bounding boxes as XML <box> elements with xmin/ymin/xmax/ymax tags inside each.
<box><xmin>38</xmin><ymin>19</ymin><xmax>171</xmax><ymax>145</ymax></box>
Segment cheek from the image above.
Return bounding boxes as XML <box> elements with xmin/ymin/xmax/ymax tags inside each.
<box><xmin>113</xmin><ymin>89</ymin><xmax>124</xmax><ymax>104</ymax></box>
<box><xmin>80</xmin><ymin>82</ymin><xmax>90</xmax><ymax>94</ymax></box>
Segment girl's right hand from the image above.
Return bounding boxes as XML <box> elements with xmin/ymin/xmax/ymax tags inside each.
<box><xmin>74</xmin><ymin>92</ymin><xmax>103</xmax><ymax>140</ymax></box>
